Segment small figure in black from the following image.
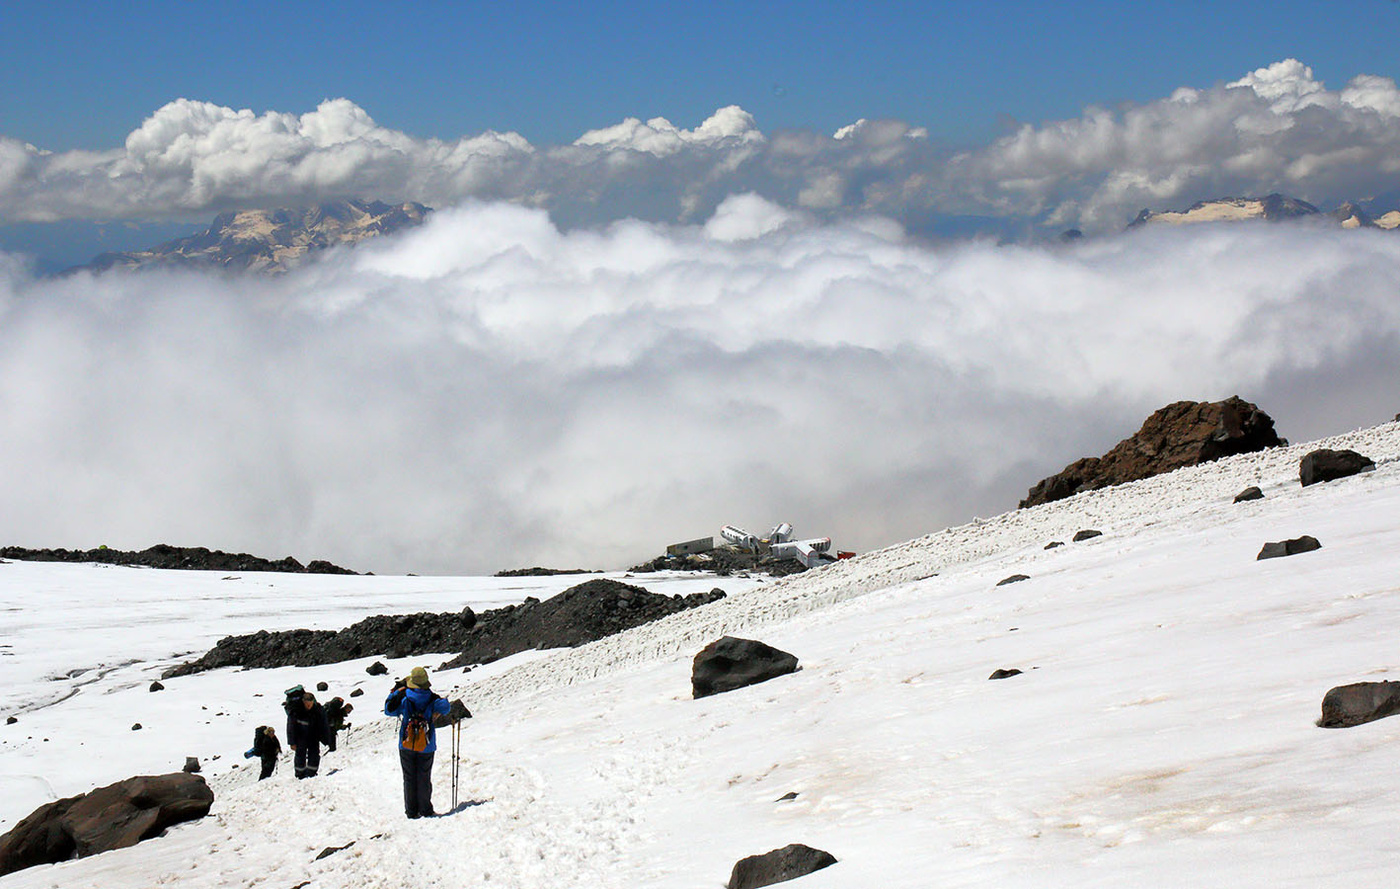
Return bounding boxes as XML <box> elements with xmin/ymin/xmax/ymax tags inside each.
<box><xmin>244</xmin><ymin>725</ymin><xmax>282</xmax><ymax>780</ymax></box>
<box><xmin>324</xmin><ymin>696</ymin><xmax>354</xmax><ymax>752</ymax></box>
<box><xmin>286</xmin><ymin>690</ymin><xmax>330</xmax><ymax>779</ymax></box>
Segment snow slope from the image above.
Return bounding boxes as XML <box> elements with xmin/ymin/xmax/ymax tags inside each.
<box><xmin>2</xmin><ymin>420</ymin><xmax>1399</xmax><ymax>887</ymax></box>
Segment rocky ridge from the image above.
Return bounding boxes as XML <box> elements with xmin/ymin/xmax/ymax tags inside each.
<box><xmin>73</xmin><ymin>200</ymin><xmax>430</xmax><ymax>275</ymax></box>
<box><xmin>0</xmin><ymin>544</ymin><xmax>356</xmax><ymax>574</ymax></box>
<box><xmin>163</xmin><ymin>578</ymin><xmax>725</xmax><ymax>677</ymax></box>
<box><xmin>1128</xmin><ymin>193</ymin><xmax>1400</xmax><ymax>230</ymax></box>
<box><xmin>1020</xmin><ymin>396</ymin><xmax>1284</xmax><ymax>508</ymax></box>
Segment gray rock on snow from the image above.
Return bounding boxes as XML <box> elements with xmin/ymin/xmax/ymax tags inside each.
<box><xmin>728</xmin><ymin>843</ymin><xmax>837</xmax><ymax>889</ymax></box>
<box><xmin>989</xmin><ymin>668</ymin><xmax>1023</xmax><ymax>680</ymax></box>
<box><xmin>1257</xmin><ymin>536</ymin><xmax>1321</xmax><ymax>560</ymax></box>
<box><xmin>1073</xmin><ymin>529</ymin><xmax>1102</xmax><ymax>542</ymax></box>
<box><xmin>366</xmin><ymin>661</ymin><xmax>389</xmax><ymax>676</ymax></box>
<box><xmin>182</xmin><ymin>757</ymin><xmax>201</xmax><ymax>773</ymax></box>
<box><xmin>1299</xmin><ymin>449</ymin><xmax>1375</xmax><ymax>487</ymax></box>
<box><xmin>1317</xmin><ymin>681</ymin><xmax>1400</xmax><ymax>727</ymax></box>
<box><xmin>1234</xmin><ymin>486</ymin><xmax>1264</xmax><ymax>503</ymax></box>
<box><xmin>148</xmin><ymin>681</ymin><xmax>164</xmax><ymax>692</ymax></box>
<box><xmin>996</xmin><ymin>574</ymin><xmax>1030</xmax><ymax>586</ymax></box>
<box><xmin>692</xmin><ymin>637</ymin><xmax>799</xmax><ymax>699</ymax></box>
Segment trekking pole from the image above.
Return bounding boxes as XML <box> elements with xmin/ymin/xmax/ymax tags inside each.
<box><xmin>450</xmin><ymin>719</ymin><xmax>460</xmax><ymax>810</ymax></box>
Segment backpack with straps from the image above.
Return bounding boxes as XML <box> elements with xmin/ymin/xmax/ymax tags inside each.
<box><xmin>401</xmin><ymin>693</ymin><xmax>435</xmax><ymax>752</ymax></box>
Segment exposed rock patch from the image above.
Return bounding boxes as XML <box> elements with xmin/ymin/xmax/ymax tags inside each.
<box><xmin>494</xmin><ymin>567</ymin><xmax>601</xmax><ymax>577</ymax></box>
<box><xmin>1072</xmin><ymin>529</ymin><xmax>1103</xmax><ymax>542</ymax></box>
<box><xmin>0</xmin><ymin>544</ymin><xmax>356</xmax><ymax>574</ymax></box>
<box><xmin>1020</xmin><ymin>397</ymin><xmax>1283</xmax><ymax>508</ymax></box>
<box><xmin>728</xmin><ymin>844</ymin><xmax>837</xmax><ymax>889</ymax></box>
<box><xmin>1257</xmin><ymin>536</ymin><xmax>1322</xmax><ymax>560</ymax></box>
<box><xmin>1317</xmin><ymin>681</ymin><xmax>1400</xmax><ymax>727</ymax></box>
<box><xmin>989</xmin><ymin>668</ymin><xmax>1023</xmax><ymax>680</ymax></box>
<box><xmin>165</xmin><ymin>579</ymin><xmax>725</xmax><ymax>677</ymax></box>
<box><xmin>1234</xmin><ymin>486</ymin><xmax>1264</xmax><ymax>503</ymax></box>
<box><xmin>1299</xmin><ymin>449</ymin><xmax>1375</xmax><ymax>487</ymax></box>
<box><xmin>0</xmin><ymin>773</ymin><xmax>213</xmax><ymax>876</ymax></box>
<box><xmin>692</xmin><ymin>637</ymin><xmax>799</xmax><ymax>699</ymax></box>
<box><xmin>631</xmin><ymin>547</ymin><xmax>809</xmax><ymax>577</ymax></box>
<box><xmin>996</xmin><ymin>574</ymin><xmax>1030</xmax><ymax>586</ymax></box>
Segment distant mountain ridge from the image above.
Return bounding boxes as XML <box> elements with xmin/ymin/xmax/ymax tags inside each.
<box><xmin>73</xmin><ymin>199</ymin><xmax>430</xmax><ymax>275</ymax></box>
<box><xmin>1129</xmin><ymin>192</ymin><xmax>1400</xmax><ymax>230</ymax></box>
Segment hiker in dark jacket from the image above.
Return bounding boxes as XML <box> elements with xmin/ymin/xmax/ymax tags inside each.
<box><xmin>248</xmin><ymin>725</ymin><xmax>282</xmax><ymax>780</ymax></box>
<box><xmin>385</xmin><ymin>666</ymin><xmax>453</xmax><ymax>818</ymax></box>
<box><xmin>324</xmin><ymin>696</ymin><xmax>353</xmax><ymax>752</ymax></box>
<box><xmin>287</xmin><ymin>691</ymin><xmax>330</xmax><ymax>779</ymax></box>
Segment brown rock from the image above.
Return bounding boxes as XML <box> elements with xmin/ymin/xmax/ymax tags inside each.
<box><xmin>1020</xmin><ymin>396</ymin><xmax>1283</xmax><ymax>508</ymax></box>
<box><xmin>0</xmin><ymin>773</ymin><xmax>213</xmax><ymax>876</ymax></box>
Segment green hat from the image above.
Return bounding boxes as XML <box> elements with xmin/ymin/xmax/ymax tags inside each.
<box><xmin>407</xmin><ymin>666</ymin><xmax>431</xmax><ymax>689</ymax></box>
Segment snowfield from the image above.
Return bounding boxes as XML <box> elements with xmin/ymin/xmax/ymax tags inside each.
<box><xmin>2</xmin><ymin>420</ymin><xmax>1400</xmax><ymax>887</ymax></box>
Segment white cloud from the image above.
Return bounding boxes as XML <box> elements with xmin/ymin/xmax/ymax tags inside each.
<box><xmin>5</xmin><ymin>59</ymin><xmax>1400</xmax><ymax>239</ymax></box>
<box><xmin>1</xmin><ymin>204</ymin><xmax>1397</xmax><ymax>575</ymax></box>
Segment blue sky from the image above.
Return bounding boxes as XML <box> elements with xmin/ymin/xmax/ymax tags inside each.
<box><xmin>6</xmin><ymin>0</ymin><xmax>1400</xmax><ymax>151</ymax></box>
<box><xmin>5</xmin><ymin>0</ymin><xmax>1400</xmax><ymax>268</ymax></box>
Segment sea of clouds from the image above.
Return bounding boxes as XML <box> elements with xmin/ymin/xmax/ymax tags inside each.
<box><xmin>3</xmin><ymin>60</ymin><xmax>1400</xmax><ymax>233</ymax></box>
<box><xmin>2</xmin><ymin>196</ymin><xmax>1397</xmax><ymax>575</ymax></box>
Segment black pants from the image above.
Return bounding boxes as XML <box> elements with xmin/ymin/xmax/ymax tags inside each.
<box><xmin>326</xmin><ymin>730</ymin><xmax>338</xmax><ymax>752</ymax></box>
<box><xmin>294</xmin><ymin>743</ymin><xmax>321</xmax><ymax>778</ymax></box>
<box><xmin>259</xmin><ymin>755</ymin><xmax>277</xmax><ymax>780</ymax></box>
<box><xmin>400</xmin><ymin>749</ymin><xmax>435</xmax><ymax>817</ymax></box>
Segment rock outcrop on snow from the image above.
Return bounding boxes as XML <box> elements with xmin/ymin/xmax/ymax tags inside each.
<box><xmin>0</xmin><ymin>773</ymin><xmax>213</xmax><ymax>876</ymax></box>
<box><xmin>727</xmin><ymin>843</ymin><xmax>837</xmax><ymax>889</ymax></box>
<box><xmin>0</xmin><ymin>544</ymin><xmax>356</xmax><ymax>574</ymax></box>
<box><xmin>1234</xmin><ymin>486</ymin><xmax>1264</xmax><ymax>503</ymax></box>
<box><xmin>1317</xmin><ymin>681</ymin><xmax>1400</xmax><ymax>728</ymax></box>
<box><xmin>164</xmin><ymin>579</ymin><xmax>726</xmax><ymax>676</ymax></box>
<box><xmin>1020</xmin><ymin>397</ymin><xmax>1283</xmax><ymax>508</ymax></box>
<box><xmin>692</xmin><ymin>636</ymin><xmax>800</xmax><ymax>699</ymax></box>
<box><xmin>1257</xmin><ymin>536</ymin><xmax>1322</xmax><ymax>560</ymax></box>
<box><xmin>1299</xmin><ymin>448</ymin><xmax>1375</xmax><ymax>487</ymax></box>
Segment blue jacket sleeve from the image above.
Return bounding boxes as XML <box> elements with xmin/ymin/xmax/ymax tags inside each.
<box><xmin>384</xmin><ymin>689</ymin><xmax>406</xmax><ymax>717</ymax></box>
<box><xmin>432</xmin><ymin>696</ymin><xmax>451</xmax><ymax>716</ymax></box>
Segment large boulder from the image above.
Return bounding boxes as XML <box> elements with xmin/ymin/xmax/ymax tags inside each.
<box><xmin>693</xmin><ymin>637</ymin><xmax>799</xmax><ymax>699</ymax></box>
<box><xmin>0</xmin><ymin>773</ymin><xmax>213</xmax><ymax>876</ymax></box>
<box><xmin>1299</xmin><ymin>449</ymin><xmax>1375</xmax><ymax>487</ymax></box>
<box><xmin>728</xmin><ymin>844</ymin><xmax>837</xmax><ymax>889</ymax></box>
<box><xmin>1317</xmin><ymin>681</ymin><xmax>1400</xmax><ymax>728</ymax></box>
<box><xmin>1020</xmin><ymin>397</ymin><xmax>1283</xmax><ymax>508</ymax></box>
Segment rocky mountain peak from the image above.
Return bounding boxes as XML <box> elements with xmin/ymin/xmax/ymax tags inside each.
<box><xmin>74</xmin><ymin>199</ymin><xmax>431</xmax><ymax>275</ymax></box>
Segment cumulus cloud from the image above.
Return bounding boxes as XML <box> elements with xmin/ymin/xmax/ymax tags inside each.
<box><xmin>1</xmin><ymin>197</ymin><xmax>1397</xmax><ymax>574</ymax></box>
<box><xmin>6</xmin><ymin>59</ymin><xmax>1400</xmax><ymax>234</ymax></box>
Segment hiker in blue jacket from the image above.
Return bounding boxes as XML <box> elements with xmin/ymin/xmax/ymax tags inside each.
<box><xmin>384</xmin><ymin>666</ymin><xmax>453</xmax><ymax>818</ymax></box>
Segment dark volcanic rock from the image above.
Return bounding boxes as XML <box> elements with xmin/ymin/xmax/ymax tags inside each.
<box><xmin>182</xmin><ymin>757</ymin><xmax>200</xmax><ymax>773</ymax></box>
<box><xmin>0</xmin><ymin>773</ymin><xmax>213</xmax><ymax>876</ymax></box>
<box><xmin>631</xmin><ymin>547</ymin><xmax>809</xmax><ymax>578</ymax></box>
<box><xmin>1257</xmin><ymin>536</ymin><xmax>1322</xmax><ymax>560</ymax></box>
<box><xmin>996</xmin><ymin>574</ymin><xmax>1030</xmax><ymax>586</ymax></box>
<box><xmin>989</xmin><ymin>668</ymin><xmax>1023</xmax><ymax>680</ymax></box>
<box><xmin>493</xmin><ymin>567</ymin><xmax>600</xmax><ymax>577</ymax></box>
<box><xmin>148</xmin><ymin>681</ymin><xmax>165</xmax><ymax>692</ymax></box>
<box><xmin>165</xmin><ymin>579</ymin><xmax>725</xmax><ymax>677</ymax></box>
<box><xmin>1020</xmin><ymin>397</ymin><xmax>1283</xmax><ymax>508</ymax></box>
<box><xmin>349</xmin><ymin>688</ymin><xmax>364</xmax><ymax>698</ymax></box>
<box><xmin>1072</xmin><ymin>529</ymin><xmax>1102</xmax><ymax>542</ymax></box>
<box><xmin>728</xmin><ymin>843</ymin><xmax>837</xmax><ymax>889</ymax></box>
<box><xmin>1318</xmin><ymin>681</ymin><xmax>1400</xmax><ymax>727</ymax></box>
<box><xmin>1299</xmin><ymin>449</ymin><xmax>1375</xmax><ymax>487</ymax></box>
<box><xmin>692</xmin><ymin>636</ymin><xmax>799</xmax><ymax>699</ymax></box>
<box><xmin>440</xmin><ymin>579</ymin><xmax>724</xmax><ymax>669</ymax></box>
<box><xmin>0</xmin><ymin>544</ymin><xmax>356</xmax><ymax>574</ymax></box>
<box><xmin>1234</xmin><ymin>486</ymin><xmax>1264</xmax><ymax>503</ymax></box>
<box><xmin>433</xmin><ymin>699</ymin><xmax>473</xmax><ymax>728</ymax></box>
